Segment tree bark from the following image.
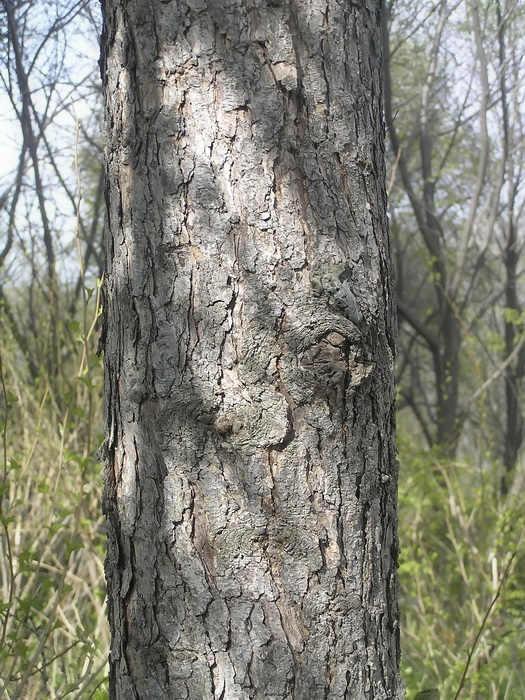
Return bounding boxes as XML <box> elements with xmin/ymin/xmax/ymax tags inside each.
<box><xmin>101</xmin><ymin>0</ymin><xmax>401</xmax><ymax>698</ymax></box>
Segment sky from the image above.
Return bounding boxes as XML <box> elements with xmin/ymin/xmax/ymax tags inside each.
<box><xmin>0</xmin><ymin>0</ymin><xmax>102</xmax><ymax>284</ymax></box>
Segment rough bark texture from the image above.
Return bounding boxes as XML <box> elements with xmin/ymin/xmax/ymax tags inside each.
<box><xmin>101</xmin><ymin>0</ymin><xmax>401</xmax><ymax>698</ymax></box>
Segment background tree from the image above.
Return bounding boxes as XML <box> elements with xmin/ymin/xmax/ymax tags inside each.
<box><xmin>0</xmin><ymin>2</ymin><xmax>109</xmax><ymax>697</ymax></box>
<box><xmin>0</xmin><ymin>0</ymin><xmax>104</xmax><ymax>382</ymax></box>
<box><xmin>383</xmin><ymin>1</ymin><xmax>525</xmax><ymax>696</ymax></box>
<box><xmin>383</xmin><ymin>0</ymin><xmax>525</xmax><ymax>475</ymax></box>
<box><xmin>101</xmin><ymin>0</ymin><xmax>401</xmax><ymax>698</ymax></box>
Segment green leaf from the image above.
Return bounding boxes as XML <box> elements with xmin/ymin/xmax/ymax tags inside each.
<box><xmin>66</xmin><ymin>538</ymin><xmax>84</xmax><ymax>556</ymax></box>
<box><xmin>37</xmin><ymin>479</ymin><xmax>50</xmax><ymax>494</ymax></box>
<box><xmin>6</xmin><ymin>390</ymin><xmax>18</xmax><ymax>405</ymax></box>
<box><xmin>77</xmin><ymin>375</ymin><xmax>95</xmax><ymax>390</ymax></box>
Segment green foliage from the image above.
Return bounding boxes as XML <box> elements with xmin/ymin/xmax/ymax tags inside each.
<box><xmin>0</xmin><ymin>286</ymin><xmax>108</xmax><ymax>699</ymax></box>
<box><xmin>92</xmin><ymin>685</ymin><xmax>109</xmax><ymax>700</ymax></box>
<box><xmin>414</xmin><ymin>690</ymin><xmax>440</xmax><ymax>700</ymax></box>
<box><xmin>398</xmin><ymin>433</ymin><xmax>525</xmax><ymax>700</ymax></box>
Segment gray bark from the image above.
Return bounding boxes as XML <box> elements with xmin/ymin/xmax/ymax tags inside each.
<box><xmin>101</xmin><ymin>0</ymin><xmax>401</xmax><ymax>698</ymax></box>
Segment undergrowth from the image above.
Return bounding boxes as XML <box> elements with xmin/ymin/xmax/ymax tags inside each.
<box><xmin>398</xmin><ymin>434</ymin><xmax>525</xmax><ymax>700</ymax></box>
<box><xmin>0</xmin><ymin>284</ymin><xmax>109</xmax><ymax>699</ymax></box>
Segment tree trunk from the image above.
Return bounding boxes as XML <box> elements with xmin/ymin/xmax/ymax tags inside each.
<box><xmin>101</xmin><ymin>0</ymin><xmax>401</xmax><ymax>698</ymax></box>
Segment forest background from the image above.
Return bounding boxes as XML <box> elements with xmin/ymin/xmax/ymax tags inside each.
<box><xmin>0</xmin><ymin>0</ymin><xmax>523</xmax><ymax>698</ymax></box>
